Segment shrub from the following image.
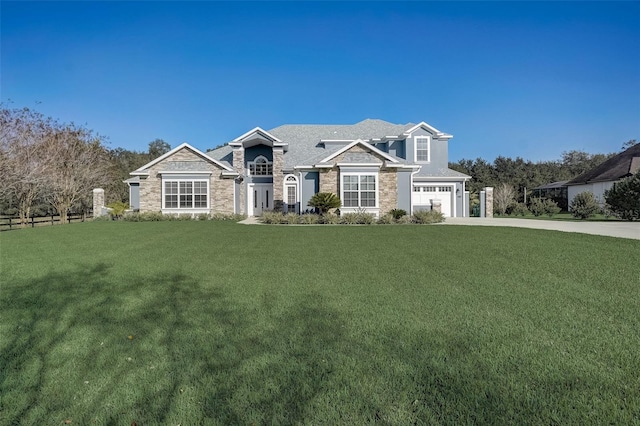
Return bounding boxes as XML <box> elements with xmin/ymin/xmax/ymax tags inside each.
<box><xmin>307</xmin><ymin>192</ymin><xmax>341</xmax><ymax>215</ymax></box>
<box><xmin>570</xmin><ymin>192</ymin><xmax>600</xmax><ymax>219</ymax></box>
<box><xmin>544</xmin><ymin>199</ymin><xmax>561</xmax><ymax>217</ymax></box>
<box><xmin>510</xmin><ymin>202</ymin><xmax>529</xmax><ymax>217</ymax></box>
<box><xmin>604</xmin><ymin>172</ymin><xmax>640</xmax><ymax>220</ymax></box>
<box><xmin>211</xmin><ymin>213</ymin><xmax>246</xmax><ymax>221</ymax></box>
<box><xmin>412</xmin><ymin>210</ymin><xmax>445</xmax><ymax>224</ymax></box>
<box><xmin>196</xmin><ymin>213</ymin><xmax>210</xmax><ymax>221</ymax></box>
<box><xmin>319</xmin><ymin>213</ymin><xmax>340</xmax><ymax>224</ymax></box>
<box><xmin>299</xmin><ymin>213</ymin><xmax>320</xmax><ymax>224</ymax></box>
<box><xmin>107</xmin><ymin>201</ymin><xmax>129</xmax><ymax>220</ymax></box>
<box><xmin>396</xmin><ymin>215</ymin><xmax>413</xmax><ymax>224</ymax></box>
<box><xmin>123</xmin><ymin>211</ymin><xmax>162</xmax><ymax>221</ymax></box>
<box><xmin>389</xmin><ymin>209</ymin><xmax>407</xmax><ymax>220</ymax></box>
<box><xmin>259</xmin><ymin>211</ymin><xmax>283</xmax><ymax>224</ymax></box>
<box><xmin>355</xmin><ymin>213</ymin><xmax>375</xmax><ymax>224</ymax></box>
<box><xmin>377</xmin><ymin>213</ymin><xmax>394</xmax><ymax>224</ymax></box>
<box><xmin>529</xmin><ymin>198</ymin><xmax>546</xmax><ymax>217</ymax></box>
<box><xmin>340</xmin><ymin>213</ymin><xmax>359</xmax><ymax>224</ymax></box>
<box><xmin>284</xmin><ymin>213</ymin><xmax>300</xmax><ymax>224</ymax></box>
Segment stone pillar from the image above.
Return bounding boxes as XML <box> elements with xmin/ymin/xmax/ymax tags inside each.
<box><xmin>272</xmin><ymin>147</ymin><xmax>284</xmax><ymax>212</ymax></box>
<box><xmin>483</xmin><ymin>186</ymin><xmax>494</xmax><ymax>218</ymax></box>
<box><xmin>431</xmin><ymin>198</ymin><xmax>442</xmax><ymax>213</ymax></box>
<box><xmin>233</xmin><ymin>147</ymin><xmax>245</xmax><ymax>215</ymax></box>
<box><xmin>93</xmin><ymin>188</ymin><xmax>105</xmax><ymax>217</ymax></box>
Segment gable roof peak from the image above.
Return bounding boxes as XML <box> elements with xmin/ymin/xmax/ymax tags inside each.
<box><xmin>131</xmin><ymin>142</ymin><xmax>234</xmax><ymax>174</ymax></box>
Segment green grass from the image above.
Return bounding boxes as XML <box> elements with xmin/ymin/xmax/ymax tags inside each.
<box><xmin>1</xmin><ymin>221</ymin><xmax>639</xmax><ymax>425</ymax></box>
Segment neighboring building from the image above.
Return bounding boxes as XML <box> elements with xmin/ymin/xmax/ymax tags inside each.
<box><xmin>566</xmin><ymin>143</ymin><xmax>640</xmax><ymax>208</ymax></box>
<box><xmin>531</xmin><ymin>181</ymin><xmax>569</xmax><ymax>210</ymax></box>
<box><xmin>126</xmin><ymin>119</ymin><xmax>471</xmax><ymax>217</ymax></box>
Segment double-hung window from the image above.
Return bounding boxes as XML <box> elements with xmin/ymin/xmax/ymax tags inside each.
<box><xmin>415</xmin><ymin>136</ymin><xmax>430</xmax><ymax>162</ymax></box>
<box><xmin>164</xmin><ymin>180</ymin><xmax>208</xmax><ymax>209</ymax></box>
<box><xmin>342</xmin><ymin>174</ymin><xmax>377</xmax><ymax>208</ymax></box>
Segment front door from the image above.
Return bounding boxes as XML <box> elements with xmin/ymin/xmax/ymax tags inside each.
<box><xmin>249</xmin><ymin>184</ymin><xmax>273</xmax><ymax>216</ymax></box>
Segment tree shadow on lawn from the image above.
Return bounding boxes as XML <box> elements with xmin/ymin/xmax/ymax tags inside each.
<box><xmin>1</xmin><ymin>263</ymin><xmax>634</xmax><ymax>424</ymax></box>
<box><xmin>1</xmin><ymin>263</ymin><xmax>356</xmax><ymax>424</ymax></box>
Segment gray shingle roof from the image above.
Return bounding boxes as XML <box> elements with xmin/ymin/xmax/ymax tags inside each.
<box><xmin>207</xmin><ymin>119</ymin><xmax>414</xmax><ymax>168</ymax></box>
<box><xmin>205</xmin><ymin>119</ymin><xmax>469</xmax><ymax>181</ymax></box>
<box><xmin>414</xmin><ymin>167</ymin><xmax>471</xmax><ymax>178</ymax></box>
<box><xmin>567</xmin><ymin>144</ymin><xmax>640</xmax><ymax>185</ymax></box>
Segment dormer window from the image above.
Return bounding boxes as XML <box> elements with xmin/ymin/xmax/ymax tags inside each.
<box><xmin>415</xmin><ymin>136</ymin><xmax>430</xmax><ymax>162</ymax></box>
<box><xmin>248</xmin><ymin>155</ymin><xmax>273</xmax><ymax>176</ymax></box>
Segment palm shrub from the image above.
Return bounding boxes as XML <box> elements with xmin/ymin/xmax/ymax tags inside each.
<box><xmin>389</xmin><ymin>209</ymin><xmax>407</xmax><ymax>220</ymax></box>
<box><xmin>107</xmin><ymin>201</ymin><xmax>129</xmax><ymax>220</ymax></box>
<box><xmin>307</xmin><ymin>192</ymin><xmax>341</xmax><ymax>215</ymax></box>
<box><xmin>604</xmin><ymin>171</ymin><xmax>640</xmax><ymax>220</ymax></box>
<box><xmin>570</xmin><ymin>191</ymin><xmax>600</xmax><ymax>219</ymax></box>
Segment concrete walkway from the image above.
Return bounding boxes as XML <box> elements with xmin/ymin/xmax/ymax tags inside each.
<box><xmin>238</xmin><ymin>216</ymin><xmax>262</xmax><ymax>225</ymax></box>
<box><xmin>442</xmin><ymin>217</ymin><xmax>640</xmax><ymax>240</ymax></box>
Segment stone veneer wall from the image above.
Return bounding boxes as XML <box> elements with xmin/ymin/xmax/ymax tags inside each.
<box><xmin>138</xmin><ymin>147</ymin><xmax>234</xmax><ymax>214</ymax></box>
<box><xmin>272</xmin><ymin>148</ymin><xmax>284</xmax><ymax>211</ymax></box>
<box><xmin>318</xmin><ymin>144</ymin><xmax>399</xmax><ymax>213</ymax></box>
<box><xmin>378</xmin><ymin>169</ymin><xmax>398</xmax><ymax>214</ymax></box>
<box><xmin>319</xmin><ymin>168</ymin><xmax>339</xmax><ymax>194</ymax></box>
<box><xmin>233</xmin><ymin>148</ymin><xmax>245</xmax><ymax>214</ymax></box>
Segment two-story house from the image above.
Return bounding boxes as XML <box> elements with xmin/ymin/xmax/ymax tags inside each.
<box><xmin>126</xmin><ymin>119</ymin><xmax>470</xmax><ymax>217</ymax></box>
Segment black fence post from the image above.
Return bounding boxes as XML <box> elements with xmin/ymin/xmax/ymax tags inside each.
<box><xmin>31</xmin><ymin>216</ymin><xmax>35</xmax><ymax>228</ymax></box>
<box><xmin>8</xmin><ymin>217</ymin><xmax>12</xmax><ymax>230</ymax></box>
<box><xmin>51</xmin><ymin>215</ymin><xmax>54</xmax><ymax>225</ymax></box>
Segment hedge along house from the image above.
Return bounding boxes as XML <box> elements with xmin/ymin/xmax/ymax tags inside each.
<box><xmin>126</xmin><ymin>119</ymin><xmax>471</xmax><ymax>217</ymax></box>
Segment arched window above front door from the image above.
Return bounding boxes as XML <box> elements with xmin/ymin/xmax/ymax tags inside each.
<box><xmin>248</xmin><ymin>155</ymin><xmax>273</xmax><ymax>176</ymax></box>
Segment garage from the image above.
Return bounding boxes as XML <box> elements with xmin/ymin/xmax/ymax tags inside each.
<box><xmin>412</xmin><ymin>184</ymin><xmax>454</xmax><ymax>217</ymax></box>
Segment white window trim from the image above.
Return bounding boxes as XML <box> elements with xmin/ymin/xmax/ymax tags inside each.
<box><xmin>339</xmin><ymin>172</ymin><xmax>379</xmax><ymax>211</ymax></box>
<box><xmin>162</xmin><ymin>178</ymin><xmax>210</xmax><ymax>212</ymax></box>
<box><xmin>248</xmin><ymin>155</ymin><xmax>273</xmax><ymax>176</ymax></box>
<box><xmin>414</xmin><ymin>136</ymin><xmax>431</xmax><ymax>163</ymax></box>
<box><xmin>283</xmin><ymin>174</ymin><xmax>299</xmax><ymax>213</ymax></box>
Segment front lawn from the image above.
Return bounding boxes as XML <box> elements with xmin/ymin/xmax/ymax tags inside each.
<box><xmin>1</xmin><ymin>222</ymin><xmax>638</xmax><ymax>424</ymax></box>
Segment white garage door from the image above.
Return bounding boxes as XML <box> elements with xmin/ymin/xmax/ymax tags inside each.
<box><xmin>412</xmin><ymin>185</ymin><xmax>454</xmax><ymax>217</ymax></box>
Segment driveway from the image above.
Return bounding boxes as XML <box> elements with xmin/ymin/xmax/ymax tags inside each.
<box><xmin>442</xmin><ymin>217</ymin><xmax>640</xmax><ymax>240</ymax></box>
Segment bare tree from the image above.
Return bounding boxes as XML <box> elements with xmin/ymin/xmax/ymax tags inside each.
<box><xmin>0</xmin><ymin>107</ymin><xmax>52</xmax><ymax>225</ymax></box>
<box><xmin>42</xmin><ymin>124</ymin><xmax>112</xmax><ymax>222</ymax></box>
<box><xmin>494</xmin><ymin>182</ymin><xmax>516</xmax><ymax>215</ymax></box>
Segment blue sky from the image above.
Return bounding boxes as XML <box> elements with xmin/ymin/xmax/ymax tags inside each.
<box><xmin>2</xmin><ymin>1</ymin><xmax>639</xmax><ymax>162</ymax></box>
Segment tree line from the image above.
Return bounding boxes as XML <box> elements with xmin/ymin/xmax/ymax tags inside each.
<box><xmin>0</xmin><ymin>106</ymin><xmax>171</xmax><ymax>224</ymax></box>
<box><xmin>449</xmin><ymin>150</ymin><xmax>618</xmax><ymax>202</ymax></box>
<box><xmin>1</xmin><ymin>105</ymin><xmax>634</xmax><ymax>223</ymax></box>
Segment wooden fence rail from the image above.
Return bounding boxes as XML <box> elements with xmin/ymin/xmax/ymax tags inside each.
<box><xmin>0</xmin><ymin>213</ymin><xmax>88</xmax><ymax>231</ymax></box>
